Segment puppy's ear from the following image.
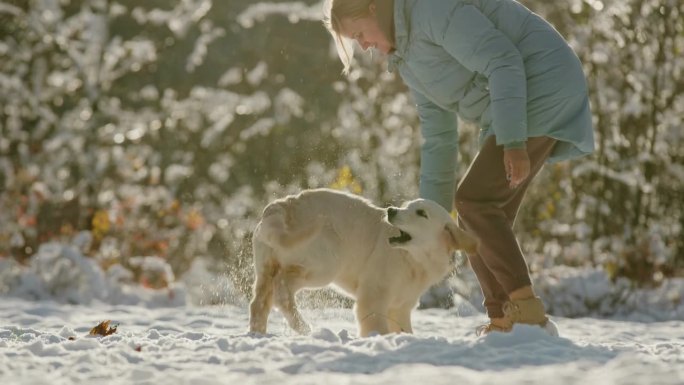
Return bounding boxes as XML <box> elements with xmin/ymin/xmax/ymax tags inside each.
<box><xmin>444</xmin><ymin>221</ymin><xmax>479</xmax><ymax>254</ymax></box>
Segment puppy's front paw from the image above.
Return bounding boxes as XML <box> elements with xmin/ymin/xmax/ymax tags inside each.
<box><xmin>293</xmin><ymin>321</ymin><xmax>312</xmax><ymax>335</ymax></box>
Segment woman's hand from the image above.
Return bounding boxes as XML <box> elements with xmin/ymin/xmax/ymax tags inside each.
<box><xmin>503</xmin><ymin>148</ymin><xmax>530</xmax><ymax>189</ymax></box>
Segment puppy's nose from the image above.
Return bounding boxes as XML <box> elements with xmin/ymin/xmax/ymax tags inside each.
<box><xmin>387</xmin><ymin>207</ymin><xmax>398</xmax><ymax>221</ymax></box>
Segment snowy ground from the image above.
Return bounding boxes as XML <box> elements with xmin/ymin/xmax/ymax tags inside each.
<box><xmin>1</xmin><ymin>244</ymin><xmax>683</xmax><ymax>384</ymax></box>
<box><xmin>1</xmin><ymin>297</ymin><xmax>683</xmax><ymax>385</ymax></box>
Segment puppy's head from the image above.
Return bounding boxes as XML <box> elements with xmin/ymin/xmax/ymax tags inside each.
<box><xmin>385</xmin><ymin>199</ymin><xmax>478</xmax><ymax>255</ymax></box>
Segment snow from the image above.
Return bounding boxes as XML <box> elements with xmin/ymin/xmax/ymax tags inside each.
<box><xmin>1</xmin><ymin>299</ymin><xmax>683</xmax><ymax>384</ymax></box>
<box><xmin>1</xmin><ymin>293</ymin><xmax>683</xmax><ymax>384</ymax></box>
<box><xmin>1</xmin><ymin>243</ymin><xmax>683</xmax><ymax>384</ymax></box>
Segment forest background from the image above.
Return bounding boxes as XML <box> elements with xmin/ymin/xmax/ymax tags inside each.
<box><xmin>0</xmin><ymin>0</ymin><xmax>682</xmax><ymax>310</ymax></box>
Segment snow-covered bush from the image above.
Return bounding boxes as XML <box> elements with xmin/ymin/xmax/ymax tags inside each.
<box><xmin>518</xmin><ymin>0</ymin><xmax>684</xmax><ymax>283</ymax></box>
<box><xmin>535</xmin><ymin>265</ymin><xmax>684</xmax><ymax>321</ymax></box>
<box><xmin>0</xmin><ymin>241</ymin><xmax>185</xmax><ymax>306</ymax></box>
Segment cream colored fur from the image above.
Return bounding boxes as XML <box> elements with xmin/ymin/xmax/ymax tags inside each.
<box><xmin>249</xmin><ymin>188</ymin><xmax>478</xmax><ymax>337</ymax></box>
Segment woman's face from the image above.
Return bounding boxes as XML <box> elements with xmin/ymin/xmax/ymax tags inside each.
<box><xmin>338</xmin><ymin>5</ymin><xmax>393</xmax><ymax>54</ymax></box>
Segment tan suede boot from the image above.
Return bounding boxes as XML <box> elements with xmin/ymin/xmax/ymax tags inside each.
<box><xmin>476</xmin><ymin>297</ymin><xmax>555</xmax><ymax>336</ymax></box>
<box><xmin>475</xmin><ymin>320</ymin><xmax>512</xmax><ymax>336</ymax></box>
<box><xmin>502</xmin><ymin>296</ymin><xmax>549</xmax><ymax>326</ymax></box>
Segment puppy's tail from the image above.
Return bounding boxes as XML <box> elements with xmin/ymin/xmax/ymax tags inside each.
<box><xmin>255</xmin><ymin>204</ymin><xmax>324</xmax><ymax>250</ymax></box>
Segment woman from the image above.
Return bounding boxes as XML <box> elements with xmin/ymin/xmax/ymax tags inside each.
<box><xmin>323</xmin><ymin>0</ymin><xmax>594</xmax><ymax>335</ymax></box>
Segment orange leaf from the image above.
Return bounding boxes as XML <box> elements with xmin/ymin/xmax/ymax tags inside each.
<box><xmin>89</xmin><ymin>320</ymin><xmax>118</xmax><ymax>336</ymax></box>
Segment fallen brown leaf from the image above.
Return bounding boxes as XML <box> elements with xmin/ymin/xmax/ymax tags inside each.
<box><xmin>89</xmin><ymin>320</ymin><xmax>118</xmax><ymax>336</ymax></box>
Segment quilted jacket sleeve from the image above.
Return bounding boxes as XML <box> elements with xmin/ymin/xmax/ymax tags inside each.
<box><xmin>421</xmin><ymin>1</ymin><xmax>528</xmax><ymax>146</ymax></box>
<box><xmin>411</xmin><ymin>89</ymin><xmax>459</xmax><ymax>212</ymax></box>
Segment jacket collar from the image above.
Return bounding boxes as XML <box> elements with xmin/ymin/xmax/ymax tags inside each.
<box><xmin>392</xmin><ymin>0</ymin><xmax>409</xmax><ymax>55</ymax></box>
<box><xmin>388</xmin><ymin>0</ymin><xmax>411</xmax><ymax>72</ymax></box>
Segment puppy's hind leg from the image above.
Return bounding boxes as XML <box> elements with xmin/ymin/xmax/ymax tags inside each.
<box><xmin>273</xmin><ymin>265</ymin><xmax>311</xmax><ymax>335</ymax></box>
<box><xmin>249</xmin><ymin>242</ymin><xmax>278</xmax><ymax>334</ymax></box>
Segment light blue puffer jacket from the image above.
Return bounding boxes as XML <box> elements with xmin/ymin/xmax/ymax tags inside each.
<box><xmin>388</xmin><ymin>0</ymin><xmax>595</xmax><ymax>211</ymax></box>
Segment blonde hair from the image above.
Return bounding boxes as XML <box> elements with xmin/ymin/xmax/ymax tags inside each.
<box><xmin>322</xmin><ymin>0</ymin><xmax>374</xmax><ymax>75</ymax></box>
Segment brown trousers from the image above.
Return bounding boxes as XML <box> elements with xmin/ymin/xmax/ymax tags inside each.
<box><xmin>454</xmin><ymin>136</ymin><xmax>557</xmax><ymax>318</ymax></box>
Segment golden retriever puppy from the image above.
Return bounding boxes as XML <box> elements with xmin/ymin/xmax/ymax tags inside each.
<box><xmin>248</xmin><ymin>188</ymin><xmax>478</xmax><ymax>337</ymax></box>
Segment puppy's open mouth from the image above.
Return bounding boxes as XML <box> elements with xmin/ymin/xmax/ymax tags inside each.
<box><xmin>389</xmin><ymin>229</ymin><xmax>412</xmax><ymax>245</ymax></box>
